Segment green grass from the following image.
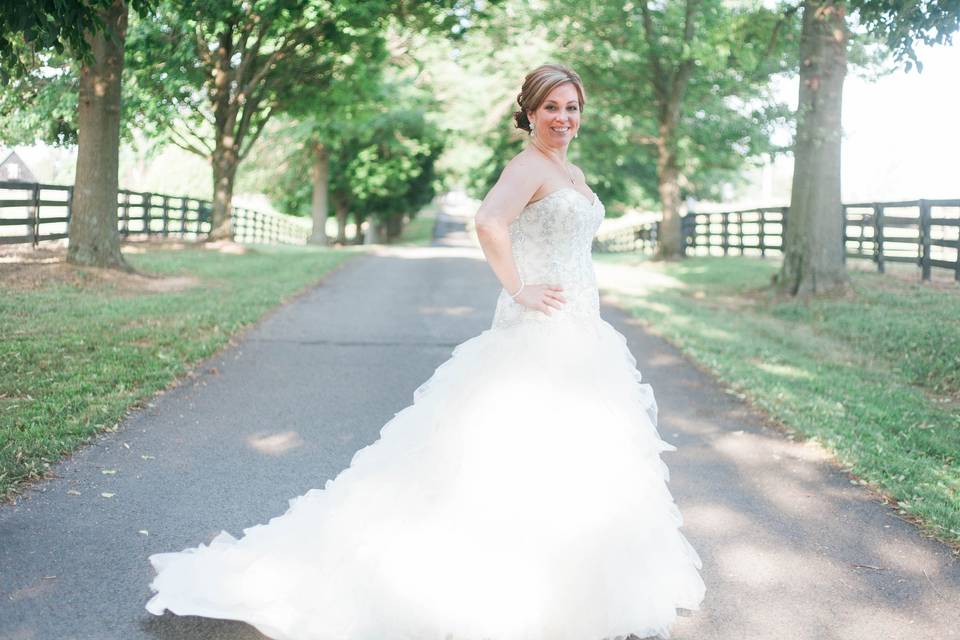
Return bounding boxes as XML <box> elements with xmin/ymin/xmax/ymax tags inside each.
<box><xmin>595</xmin><ymin>253</ymin><xmax>960</xmax><ymax>548</ymax></box>
<box><xmin>0</xmin><ymin>244</ymin><xmax>360</xmax><ymax>500</ymax></box>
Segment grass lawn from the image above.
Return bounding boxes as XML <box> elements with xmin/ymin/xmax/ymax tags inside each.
<box><xmin>0</xmin><ymin>243</ymin><xmax>361</xmax><ymax>501</ymax></box>
<box><xmin>594</xmin><ymin>253</ymin><xmax>960</xmax><ymax>549</ymax></box>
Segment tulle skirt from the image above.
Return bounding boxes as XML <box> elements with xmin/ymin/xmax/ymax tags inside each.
<box><xmin>145</xmin><ymin>314</ymin><xmax>706</xmax><ymax>640</ymax></box>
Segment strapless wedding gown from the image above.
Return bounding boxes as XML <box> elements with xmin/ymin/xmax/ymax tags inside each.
<box><xmin>145</xmin><ymin>187</ymin><xmax>706</xmax><ymax>640</ymax></box>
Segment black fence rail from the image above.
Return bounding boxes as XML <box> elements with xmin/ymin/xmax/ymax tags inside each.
<box><xmin>593</xmin><ymin>198</ymin><xmax>960</xmax><ymax>282</ymax></box>
<box><xmin>592</xmin><ymin>218</ymin><xmax>661</xmax><ymax>254</ymax></box>
<box><xmin>117</xmin><ymin>190</ymin><xmax>212</xmax><ymax>239</ymax></box>
<box><xmin>0</xmin><ymin>181</ymin><xmax>72</xmax><ymax>244</ymax></box>
<box><xmin>232</xmin><ymin>206</ymin><xmax>312</xmax><ymax>245</ymax></box>
<box><xmin>0</xmin><ymin>180</ymin><xmax>311</xmax><ymax>246</ymax></box>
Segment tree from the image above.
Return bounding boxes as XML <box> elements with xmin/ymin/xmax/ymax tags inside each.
<box><xmin>0</xmin><ymin>0</ymin><xmax>112</xmax><ymax>82</ymax></box>
<box><xmin>1</xmin><ymin>0</ymin><xmax>152</xmax><ymax>269</ymax></box>
<box><xmin>68</xmin><ymin>0</ymin><xmax>131</xmax><ymax>269</ymax></box>
<box><xmin>774</xmin><ymin>0</ymin><xmax>960</xmax><ymax>296</ymax></box>
<box><xmin>124</xmin><ymin>0</ymin><xmax>477</xmax><ymax>242</ymax></box>
<box><xmin>774</xmin><ymin>0</ymin><xmax>847</xmax><ymax>296</ymax></box>
<box><xmin>246</xmin><ymin>97</ymin><xmax>444</xmax><ymax>246</ymax></box>
<box><xmin>291</xmin><ymin>44</ymin><xmax>387</xmax><ymax>246</ymax></box>
<box><xmin>544</xmin><ymin>0</ymin><xmax>798</xmax><ymax>254</ymax></box>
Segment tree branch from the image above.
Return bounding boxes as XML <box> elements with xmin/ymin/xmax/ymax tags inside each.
<box><xmin>239</xmin><ymin>104</ymin><xmax>275</xmax><ymax>161</ymax></box>
<box><xmin>639</xmin><ymin>0</ymin><xmax>667</xmax><ymax>101</ymax></box>
<box><xmin>630</xmin><ymin>133</ymin><xmax>661</xmax><ymax>146</ymax></box>
<box><xmin>667</xmin><ymin>0</ymin><xmax>701</xmax><ymax>127</ymax></box>
<box><xmin>750</xmin><ymin>4</ymin><xmax>800</xmax><ymax>80</ymax></box>
<box><xmin>195</xmin><ymin>23</ymin><xmax>212</xmax><ymax>66</ymax></box>
<box><xmin>168</xmin><ymin>125</ymin><xmax>212</xmax><ymax>159</ymax></box>
<box><xmin>234</xmin><ymin>91</ymin><xmax>262</xmax><ymax>152</ymax></box>
<box><xmin>234</xmin><ymin>13</ymin><xmax>276</xmax><ymax>99</ymax></box>
<box><xmin>178</xmin><ymin>116</ymin><xmax>214</xmax><ymax>155</ymax></box>
<box><xmin>239</xmin><ymin>18</ymin><xmax>333</xmax><ymax>100</ymax></box>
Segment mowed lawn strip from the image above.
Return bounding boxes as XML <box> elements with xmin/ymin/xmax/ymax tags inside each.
<box><xmin>595</xmin><ymin>253</ymin><xmax>960</xmax><ymax>548</ymax></box>
<box><xmin>0</xmin><ymin>244</ymin><xmax>361</xmax><ymax>500</ymax></box>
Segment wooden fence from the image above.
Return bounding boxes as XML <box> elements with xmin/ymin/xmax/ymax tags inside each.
<box><xmin>593</xmin><ymin>198</ymin><xmax>960</xmax><ymax>282</ymax></box>
<box><xmin>0</xmin><ymin>180</ymin><xmax>311</xmax><ymax>246</ymax></box>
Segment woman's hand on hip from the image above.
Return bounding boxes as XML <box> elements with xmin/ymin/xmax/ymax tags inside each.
<box><xmin>513</xmin><ymin>283</ymin><xmax>566</xmax><ymax>315</ymax></box>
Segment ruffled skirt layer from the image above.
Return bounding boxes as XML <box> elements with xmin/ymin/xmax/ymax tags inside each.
<box><xmin>146</xmin><ymin>315</ymin><xmax>706</xmax><ymax>640</ymax></box>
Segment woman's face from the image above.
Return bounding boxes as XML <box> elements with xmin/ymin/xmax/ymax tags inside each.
<box><xmin>528</xmin><ymin>82</ymin><xmax>581</xmax><ymax>147</ymax></box>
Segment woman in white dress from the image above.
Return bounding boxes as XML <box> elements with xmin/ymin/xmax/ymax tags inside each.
<box><xmin>146</xmin><ymin>63</ymin><xmax>706</xmax><ymax>640</ymax></box>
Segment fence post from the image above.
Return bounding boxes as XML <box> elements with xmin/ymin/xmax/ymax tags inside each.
<box><xmin>120</xmin><ymin>190</ymin><xmax>130</xmax><ymax>236</ymax></box>
<box><xmin>679</xmin><ymin>215</ymin><xmax>686</xmax><ymax>256</ymax></box>
<box><xmin>873</xmin><ymin>204</ymin><xmax>884</xmax><ymax>274</ymax></box>
<box><xmin>841</xmin><ymin>203</ymin><xmax>847</xmax><ymax>265</ymax></box>
<box><xmin>180</xmin><ymin>198</ymin><xmax>188</xmax><ymax>238</ymax></box>
<box><xmin>29</xmin><ymin>183</ymin><xmax>41</xmax><ymax>247</ymax></box>
<box><xmin>199</xmin><ymin>201</ymin><xmax>211</xmax><ymax>236</ymax></box>
<box><xmin>918</xmin><ymin>199</ymin><xmax>931</xmax><ymax>281</ymax></box>
<box><xmin>161</xmin><ymin>195</ymin><xmax>169</xmax><ymax>237</ymax></box>
<box><xmin>781</xmin><ymin>206</ymin><xmax>789</xmax><ymax>254</ymax></box>
<box><xmin>65</xmin><ymin>185</ymin><xmax>73</xmax><ymax>236</ymax></box>
<box><xmin>721</xmin><ymin>211</ymin><xmax>729</xmax><ymax>256</ymax></box>
<box><xmin>737</xmin><ymin>211</ymin><xmax>744</xmax><ymax>255</ymax></box>
<box><xmin>759</xmin><ymin>209</ymin><xmax>766</xmax><ymax>257</ymax></box>
<box><xmin>143</xmin><ymin>192</ymin><xmax>152</xmax><ymax>235</ymax></box>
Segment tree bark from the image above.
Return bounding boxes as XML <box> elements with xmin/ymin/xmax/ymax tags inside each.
<box><xmin>774</xmin><ymin>0</ymin><xmax>850</xmax><ymax>296</ymax></box>
<box><xmin>333</xmin><ymin>193</ymin><xmax>349</xmax><ymax>244</ymax></box>
<box><xmin>209</xmin><ymin>149</ymin><xmax>237</xmax><ymax>241</ymax></box>
<box><xmin>67</xmin><ymin>0</ymin><xmax>130</xmax><ymax>270</ymax></box>
<box><xmin>386</xmin><ymin>214</ymin><xmax>403</xmax><ymax>240</ymax></box>
<box><xmin>308</xmin><ymin>142</ymin><xmax>329</xmax><ymax>245</ymax></box>
<box><xmin>642</xmin><ymin>0</ymin><xmax>698</xmax><ymax>261</ymax></box>
<box><xmin>352</xmin><ymin>211</ymin><xmax>365</xmax><ymax>244</ymax></box>
<box><xmin>655</xmin><ymin>141</ymin><xmax>683</xmax><ymax>259</ymax></box>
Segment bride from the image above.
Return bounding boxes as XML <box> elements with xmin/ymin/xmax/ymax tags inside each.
<box><xmin>145</xmin><ymin>63</ymin><xmax>706</xmax><ymax>640</ymax></box>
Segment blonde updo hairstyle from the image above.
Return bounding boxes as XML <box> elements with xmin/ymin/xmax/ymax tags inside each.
<box><xmin>513</xmin><ymin>64</ymin><xmax>586</xmax><ymax>132</ymax></box>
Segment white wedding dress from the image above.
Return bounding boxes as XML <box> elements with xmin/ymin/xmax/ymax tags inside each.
<box><xmin>145</xmin><ymin>187</ymin><xmax>706</xmax><ymax>640</ymax></box>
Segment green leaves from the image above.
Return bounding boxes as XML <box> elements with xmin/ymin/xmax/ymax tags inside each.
<box><xmin>852</xmin><ymin>0</ymin><xmax>960</xmax><ymax>73</ymax></box>
<box><xmin>543</xmin><ymin>0</ymin><xmax>801</xmax><ymax>207</ymax></box>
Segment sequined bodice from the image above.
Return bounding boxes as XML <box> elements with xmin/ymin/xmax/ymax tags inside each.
<box><xmin>491</xmin><ymin>187</ymin><xmax>605</xmax><ymax>330</ymax></box>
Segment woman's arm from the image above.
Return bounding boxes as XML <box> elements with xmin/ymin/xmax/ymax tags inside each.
<box><xmin>474</xmin><ymin>155</ymin><xmax>566</xmax><ymax>315</ymax></box>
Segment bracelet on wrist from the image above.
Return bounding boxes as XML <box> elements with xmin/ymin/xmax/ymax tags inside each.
<box><xmin>508</xmin><ymin>279</ymin><xmax>525</xmax><ymax>299</ymax></box>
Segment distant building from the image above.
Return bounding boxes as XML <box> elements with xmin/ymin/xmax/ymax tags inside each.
<box><xmin>0</xmin><ymin>150</ymin><xmax>38</xmax><ymax>183</ymax></box>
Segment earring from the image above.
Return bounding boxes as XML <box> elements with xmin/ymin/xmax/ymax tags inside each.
<box><xmin>574</xmin><ymin>128</ymin><xmax>579</xmax><ymax>138</ymax></box>
<box><xmin>529</xmin><ymin>121</ymin><xmax>535</xmax><ymax>137</ymax></box>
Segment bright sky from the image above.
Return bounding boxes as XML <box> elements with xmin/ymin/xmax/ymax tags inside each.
<box><xmin>769</xmin><ymin>39</ymin><xmax>960</xmax><ymax>202</ymax></box>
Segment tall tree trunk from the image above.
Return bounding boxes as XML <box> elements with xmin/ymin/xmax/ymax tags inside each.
<box><xmin>386</xmin><ymin>214</ymin><xmax>403</xmax><ymax>240</ymax></box>
<box><xmin>333</xmin><ymin>192</ymin><xmax>349</xmax><ymax>244</ymax></box>
<box><xmin>641</xmin><ymin>0</ymin><xmax>698</xmax><ymax>261</ymax></box>
<box><xmin>308</xmin><ymin>142</ymin><xmax>329</xmax><ymax>245</ymax></box>
<box><xmin>352</xmin><ymin>211</ymin><xmax>365</xmax><ymax>244</ymax></box>
<box><xmin>207</xmin><ymin>28</ymin><xmax>238</xmax><ymax>242</ymax></box>
<box><xmin>209</xmin><ymin>146</ymin><xmax>238</xmax><ymax>241</ymax></box>
<box><xmin>655</xmin><ymin>141</ymin><xmax>683</xmax><ymax>260</ymax></box>
<box><xmin>67</xmin><ymin>0</ymin><xmax>130</xmax><ymax>270</ymax></box>
<box><xmin>775</xmin><ymin>0</ymin><xmax>850</xmax><ymax>296</ymax></box>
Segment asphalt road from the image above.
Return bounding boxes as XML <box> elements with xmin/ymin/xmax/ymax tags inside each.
<box><xmin>1</xmin><ymin>213</ymin><xmax>958</xmax><ymax>640</ymax></box>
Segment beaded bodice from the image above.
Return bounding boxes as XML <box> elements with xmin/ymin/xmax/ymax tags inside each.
<box><xmin>490</xmin><ymin>187</ymin><xmax>605</xmax><ymax>330</ymax></box>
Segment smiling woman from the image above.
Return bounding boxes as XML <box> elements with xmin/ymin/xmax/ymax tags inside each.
<box><xmin>145</xmin><ymin>63</ymin><xmax>706</xmax><ymax>640</ymax></box>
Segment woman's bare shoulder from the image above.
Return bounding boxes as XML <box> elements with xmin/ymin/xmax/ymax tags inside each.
<box><xmin>497</xmin><ymin>148</ymin><xmax>546</xmax><ymax>190</ymax></box>
<box><xmin>504</xmin><ymin>147</ymin><xmax>548</xmax><ymax>171</ymax></box>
